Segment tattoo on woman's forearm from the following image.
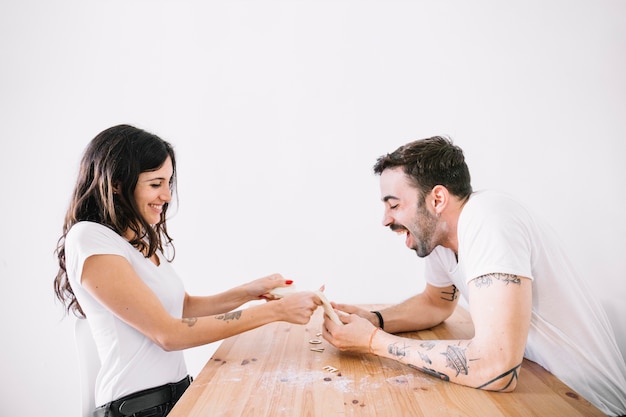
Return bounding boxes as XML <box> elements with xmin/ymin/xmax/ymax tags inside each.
<box><xmin>215</xmin><ymin>310</ymin><xmax>242</xmax><ymax>321</ymax></box>
<box><xmin>182</xmin><ymin>317</ymin><xmax>197</xmax><ymax>327</ymax></box>
<box><xmin>474</xmin><ymin>273</ymin><xmax>521</xmax><ymax>288</ymax></box>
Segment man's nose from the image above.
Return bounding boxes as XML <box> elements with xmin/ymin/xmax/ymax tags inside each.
<box><xmin>382</xmin><ymin>210</ymin><xmax>393</xmax><ymax>227</ymax></box>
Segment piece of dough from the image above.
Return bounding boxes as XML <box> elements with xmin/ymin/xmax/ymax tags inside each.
<box><xmin>268</xmin><ymin>285</ymin><xmax>299</xmax><ymax>298</ymax></box>
<box><xmin>314</xmin><ymin>290</ymin><xmax>343</xmax><ymax>326</ymax></box>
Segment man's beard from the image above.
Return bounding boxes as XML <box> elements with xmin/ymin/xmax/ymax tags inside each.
<box><xmin>397</xmin><ymin>205</ymin><xmax>438</xmax><ymax>258</ymax></box>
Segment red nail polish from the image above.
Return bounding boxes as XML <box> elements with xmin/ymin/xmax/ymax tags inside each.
<box><xmin>285</xmin><ymin>280</ymin><xmax>293</xmax><ymax>285</ymax></box>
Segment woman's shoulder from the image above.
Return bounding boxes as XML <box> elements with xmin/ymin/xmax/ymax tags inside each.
<box><xmin>67</xmin><ymin>221</ymin><xmax>117</xmax><ymax>236</ymax></box>
<box><xmin>66</xmin><ymin>221</ymin><xmax>126</xmax><ymax>249</ymax></box>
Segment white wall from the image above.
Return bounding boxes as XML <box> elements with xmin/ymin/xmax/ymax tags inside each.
<box><xmin>1</xmin><ymin>1</ymin><xmax>625</xmax><ymax>415</ymax></box>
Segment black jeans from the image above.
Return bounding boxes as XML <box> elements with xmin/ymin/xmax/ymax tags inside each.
<box><xmin>93</xmin><ymin>376</ymin><xmax>192</xmax><ymax>417</ymax></box>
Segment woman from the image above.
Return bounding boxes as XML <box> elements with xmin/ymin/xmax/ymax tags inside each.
<box><xmin>54</xmin><ymin>124</ymin><xmax>321</xmax><ymax>417</ymax></box>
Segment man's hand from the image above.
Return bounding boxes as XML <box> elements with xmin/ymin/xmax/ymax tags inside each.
<box><xmin>331</xmin><ymin>302</ymin><xmax>381</xmax><ymax>327</ymax></box>
<box><xmin>322</xmin><ymin>313</ymin><xmax>378</xmax><ymax>354</ymax></box>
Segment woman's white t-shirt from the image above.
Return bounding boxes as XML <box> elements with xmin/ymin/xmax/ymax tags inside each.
<box><xmin>425</xmin><ymin>191</ymin><xmax>626</xmax><ymax>416</ymax></box>
<box><xmin>65</xmin><ymin>221</ymin><xmax>188</xmax><ymax>407</ymax></box>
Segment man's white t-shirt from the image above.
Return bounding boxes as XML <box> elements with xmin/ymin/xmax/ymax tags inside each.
<box><xmin>65</xmin><ymin>221</ymin><xmax>188</xmax><ymax>407</ymax></box>
<box><xmin>425</xmin><ymin>191</ymin><xmax>626</xmax><ymax>416</ymax></box>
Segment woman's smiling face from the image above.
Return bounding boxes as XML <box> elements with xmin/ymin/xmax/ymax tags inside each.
<box><xmin>133</xmin><ymin>156</ymin><xmax>173</xmax><ymax>226</ymax></box>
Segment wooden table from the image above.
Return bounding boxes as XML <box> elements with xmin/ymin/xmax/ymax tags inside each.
<box><xmin>169</xmin><ymin>306</ymin><xmax>605</xmax><ymax>417</ymax></box>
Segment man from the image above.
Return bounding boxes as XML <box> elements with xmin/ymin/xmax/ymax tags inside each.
<box><xmin>322</xmin><ymin>136</ymin><xmax>626</xmax><ymax>416</ymax></box>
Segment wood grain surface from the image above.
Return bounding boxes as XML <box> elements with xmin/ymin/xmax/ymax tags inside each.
<box><xmin>168</xmin><ymin>306</ymin><xmax>605</xmax><ymax>417</ymax></box>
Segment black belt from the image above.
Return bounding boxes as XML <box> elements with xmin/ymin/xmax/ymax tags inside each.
<box><xmin>93</xmin><ymin>375</ymin><xmax>192</xmax><ymax>417</ymax></box>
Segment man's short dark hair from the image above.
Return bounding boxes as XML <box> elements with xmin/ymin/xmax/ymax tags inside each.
<box><xmin>373</xmin><ymin>136</ymin><xmax>473</xmax><ymax>199</ymax></box>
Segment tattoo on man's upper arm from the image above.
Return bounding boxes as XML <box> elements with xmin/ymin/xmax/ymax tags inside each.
<box><xmin>215</xmin><ymin>310</ymin><xmax>242</xmax><ymax>321</ymax></box>
<box><xmin>182</xmin><ymin>317</ymin><xmax>197</xmax><ymax>327</ymax></box>
<box><xmin>440</xmin><ymin>285</ymin><xmax>459</xmax><ymax>302</ymax></box>
<box><xmin>473</xmin><ymin>273</ymin><xmax>521</xmax><ymax>289</ymax></box>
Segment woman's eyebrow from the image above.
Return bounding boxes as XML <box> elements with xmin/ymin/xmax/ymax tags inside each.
<box><xmin>142</xmin><ymin>176</ymin><xmax>169</xmax><ymax>182</ymax></box>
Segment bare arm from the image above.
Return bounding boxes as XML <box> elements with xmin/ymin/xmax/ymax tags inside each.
<box><xmin>332</xmin><ymin>283</ymin><xmax>459</xmax><ymax>333</ymax></box>
<box><xmin>182</xmin><ymin>273</ymin><xmax>290</xmax><ymax>318</ymax></box>
<box><xmin>81</xmin><ymin>255</ymin><xmax>321</xmax><ymax>351</ymax></box>
<box><xmin>324</xmin><ymin>273</ymin><xmax>532</xmax><ymax>391</ymax></box>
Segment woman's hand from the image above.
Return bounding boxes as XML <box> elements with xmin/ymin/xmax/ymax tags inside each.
<box><xmin>241</xmin><ymin>273</ymin><xmax>294</xmax><ymax>300</ymax></box>
<box><xmin>275</xmin><ymin>291</ymin><xmax>322</xmax><ymax>325</ymax></box>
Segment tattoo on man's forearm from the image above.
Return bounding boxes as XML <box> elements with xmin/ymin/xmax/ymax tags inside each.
<box><xmin>440</xmin><ymin>285</ymin><xmax>459</xmax><ymax>302</ymax></box>
<box><xmin>420</xmin><ymin>341</ymin><xmax>436</xmax><ymax>351</ymax></box>
<box><xmin>409</xmin><ymin>364</ymin><xmax>450</xmax><ymax>381</ymax></box>
<box><xmin>419</xmin><ymin>352</ymin><xmax>432</xmax><ymax>364</ymax></box>
<box><xmin>388</xmin><ymin>342</ymin><xmax>408</xmax><ymax>358</ymax></box>
<box><xmin>215</xmin><ymin>310</ymin><xmax>242</xmax><ymax>321</ymax></box>
<box><xmin>443</xmin><ymin>344</ymin><xmax>470</xmax><ymax>376</ymax></box>
<box><xmin>473</xmin><ymin>273</ymin><xmax>521</xmax><ymax>288</ymax></box>
<box><xmin>476</xmin><ymin>362</ymin><xmax>522</xmax><ymax>391</ymax></box>
<box><xmin>182</xmin><ymin>317</ymin><xmax>197</xmax><ymax>327</ymax></box>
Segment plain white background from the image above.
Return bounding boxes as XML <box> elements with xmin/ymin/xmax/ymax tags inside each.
<box><xmin>1</xmin><ymin>1</ymin><xmax>625</xmax><ymax>415</ymax></box>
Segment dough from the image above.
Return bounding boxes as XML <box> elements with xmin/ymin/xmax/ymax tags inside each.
<box><xmin>314</xmin><ymin>290</ymin><xmax>343</xmax><ymax>326</ymax></box>
<box><xmin>268</xmin><ymin>286</ymin><xmax>299</xmax><ymax>298</ymax></box>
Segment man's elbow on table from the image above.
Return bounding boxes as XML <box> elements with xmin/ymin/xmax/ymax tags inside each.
<box><xmin>472</xmin><ymin>359</ymin><xmax>523</xmax><ymax>393</ymax></box>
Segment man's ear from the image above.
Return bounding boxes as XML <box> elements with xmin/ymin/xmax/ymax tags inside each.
<box><xmin>430</xmin><ymin>185</ymin><xmax>449</xmax><ymax>215</ymax></box>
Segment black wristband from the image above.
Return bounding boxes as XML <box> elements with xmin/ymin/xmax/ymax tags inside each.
<box><xmin>371</xmin><ymin>310</ymin><xmax>384</xmax><ymax>330</ymax></box>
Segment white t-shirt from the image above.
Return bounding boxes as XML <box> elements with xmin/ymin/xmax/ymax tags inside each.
<box><xmin>65</xmin><ymin>221</ymin><xmax>188</xmax><ymax>406</ymax></box>
<box><xmin>425</xmin><ymin>191</ymin><xmax>626</xmax><ymax>416</ymax></box>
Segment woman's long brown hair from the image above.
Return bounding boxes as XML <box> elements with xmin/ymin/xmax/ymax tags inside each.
<box><xmin>54</xmin><ymin>125</ymin><xmax>177</xmax><ymax>318</ymax></box>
